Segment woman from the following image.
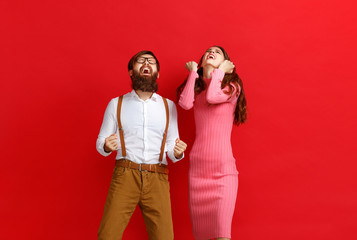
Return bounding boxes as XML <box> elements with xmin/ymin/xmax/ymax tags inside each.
<box><xmin>177</xmin><ymin>46</ymin><xmax>247</xmax><ymax>240</ymax></box>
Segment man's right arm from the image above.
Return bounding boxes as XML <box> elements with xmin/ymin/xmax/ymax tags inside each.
<box><xmin>96</xmin><ymin>99</ymin><xmax>119</xmax><ymax>156</ymax></box>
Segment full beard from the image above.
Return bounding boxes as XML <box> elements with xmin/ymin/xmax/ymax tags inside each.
<box><xmin>131</xmin><ymin>70</ymin><xmax>158</xmax><ymax>92</ymax></box>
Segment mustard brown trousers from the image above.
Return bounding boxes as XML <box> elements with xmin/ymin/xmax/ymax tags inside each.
<box><xmin>98</xmin><ymin>164</ymin><xmax>173</xmax><ymax>240</ymax></box>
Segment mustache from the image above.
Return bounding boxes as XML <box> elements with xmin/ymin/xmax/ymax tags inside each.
<box><xmin>140</xmin><ymin>65</ymin><xmax>153</xmax><ymax>73</ymax></box>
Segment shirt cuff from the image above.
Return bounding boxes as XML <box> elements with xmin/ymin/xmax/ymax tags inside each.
<box><xmin>167</xmin><ymin>151</ymin><xmax>184</xmax><ymax>163</ymax></box>
<box><xmin>97</xmin><ymin>141</ymin><xmax>112</xmax><ymax>157</ymax></box>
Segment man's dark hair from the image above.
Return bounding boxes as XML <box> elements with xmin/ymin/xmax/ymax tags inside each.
<box><xmin>128</xmin><ymin>50</ymin><xmax>160</xmax><ymax>72</ymax></box>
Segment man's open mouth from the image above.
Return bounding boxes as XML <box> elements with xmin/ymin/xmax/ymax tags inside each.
<box><xmin>141</xmin><ymin>67</ymin><xmax>151</xmax><ymax>75</ymax></box>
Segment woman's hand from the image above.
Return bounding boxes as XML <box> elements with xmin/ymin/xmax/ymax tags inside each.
<box><xmin>185</xmin><ymin>61</ymin><xmax>198</xmax><ymax>72</ymax></box>
<box><xmin>218</xmin><ymin>60</ymin><xmax>235</xmax><ymax>73</ymax></box>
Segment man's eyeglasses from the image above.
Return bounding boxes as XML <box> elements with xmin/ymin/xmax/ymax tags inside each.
<box><xmin>136</xmin><ymin>57</ymin><xmax>157</xmax><ymax>65</ymax></box>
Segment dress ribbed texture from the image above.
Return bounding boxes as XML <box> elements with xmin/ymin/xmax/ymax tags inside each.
<box><xmin>179</xmin><ymin>69</ymin><xmax>240</xmax><ymax>240</ymax></box>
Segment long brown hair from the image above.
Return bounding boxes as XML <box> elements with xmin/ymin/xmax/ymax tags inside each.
<box><xmin>177</xmin><ymin>46</ymin><xmax>247</xmax><ymax>125</ymax></box>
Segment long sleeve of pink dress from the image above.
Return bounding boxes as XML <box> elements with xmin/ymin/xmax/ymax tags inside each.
<box><xmin>179</xmin><ymin>69</ymin><xmax>240</xmax><ymax>240</ymax></box>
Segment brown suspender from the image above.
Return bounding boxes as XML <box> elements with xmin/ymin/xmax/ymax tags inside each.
<box><xmin>117</xmin><ymin>96</ymin><xmax>126</xmax><ymax>158</ymax></box>
<box><xmin>159</xmin><ymin>97</ymin><xmax>170</xmax><ymax>163</ymax></box>
<box><xmin>117</xmin><ymin>95</ymin><xmax>169</xmax><ymax>163</ymax></box>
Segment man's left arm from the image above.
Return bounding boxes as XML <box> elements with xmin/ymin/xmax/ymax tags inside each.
<box><xmin>165</xmin><ymin>100</ymin><xmax>187</xmax><ymax>163</ymax></box>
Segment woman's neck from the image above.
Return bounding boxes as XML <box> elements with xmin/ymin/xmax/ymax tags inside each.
<box><xmin>203</xmin><ymin>65</ymin><xmax>216</xmax><ymax>79</ymax></box>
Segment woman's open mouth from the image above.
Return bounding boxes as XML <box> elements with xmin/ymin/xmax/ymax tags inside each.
<box><xmin>207</xmin><ymin>54</ymin><xmax>215</xmax><ymax>59</ymax></box>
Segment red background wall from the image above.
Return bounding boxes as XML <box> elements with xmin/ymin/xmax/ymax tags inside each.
<box><xmin>1</xmin><ymin>0</ymin><xmax>356</xmax><ymax>239</ymax></box>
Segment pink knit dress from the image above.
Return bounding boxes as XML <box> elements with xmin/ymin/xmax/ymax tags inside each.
<box><xmin>179</xmin><ymin>69</ymin><xmax>240</xmax><ymax>240</ymax></box>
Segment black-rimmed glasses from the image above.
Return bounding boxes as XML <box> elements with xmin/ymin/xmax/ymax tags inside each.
<box><xmin>136</xmin><ymin>57</ymin><xmax>157</xmax><ymax>64</ymax></box>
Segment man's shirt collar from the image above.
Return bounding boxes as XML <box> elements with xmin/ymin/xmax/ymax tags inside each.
<box><xmin>129</xmin><ymin>90</ymin><xmax>158</xmax><ymax>102</ymax></box>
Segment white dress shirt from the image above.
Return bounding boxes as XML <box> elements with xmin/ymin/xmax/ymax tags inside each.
<box><xmin>96</xmin><ymin>90</ymin><xmax>183</xmax><ymax>165</ymax></box>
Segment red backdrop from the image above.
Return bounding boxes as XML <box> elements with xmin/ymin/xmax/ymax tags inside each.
<box><xmin>1</xmin><ymin>0</ymin><xmax>357</xmax><ymax>239</ymax></box>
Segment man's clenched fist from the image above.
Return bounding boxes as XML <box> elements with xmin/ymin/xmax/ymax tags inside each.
<box><xmin>104</xmin><ymin>134</ymin><xmax>119</xmax><ymax>153</ymax></box>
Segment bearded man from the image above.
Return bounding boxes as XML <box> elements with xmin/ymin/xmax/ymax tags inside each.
<box><xmin>96</xmin><ymin>50</ymin><xmax>187</xmax><ymax>240</ymax></box>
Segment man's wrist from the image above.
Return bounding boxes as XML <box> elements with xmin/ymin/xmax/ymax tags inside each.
<box><xmin>103</xmin><ymin>145</ymin><xmax>111</xmax><ymax>153</ymax></box>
